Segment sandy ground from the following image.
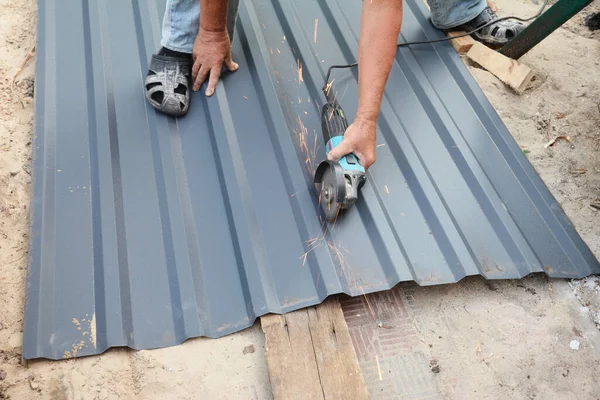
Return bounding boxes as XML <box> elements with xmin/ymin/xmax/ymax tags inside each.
<box><xmin>1</xmin><ymin>0</ymin><xmax>600</xmax><ymax>399</ymax></box>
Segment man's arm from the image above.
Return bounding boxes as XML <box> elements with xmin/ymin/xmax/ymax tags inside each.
<box><xmin>192</xmin><ymin>0</ymin><xmax>239</xmax><ymax>95</ymax></box>
<box><xmin>327</xmin><ymin>0</ymin><xmax>403</xmax><ymax>170</ymax></box>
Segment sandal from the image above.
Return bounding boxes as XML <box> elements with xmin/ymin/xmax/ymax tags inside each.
<box><xmin>145</xmin><ymin>54</ymin><xmax>191</xmax><ymax>117</ymax></box>
<box><xmin>457</xmin><ymin>6</ymin><xmax>525</xmax><ymax>47</ymax></box>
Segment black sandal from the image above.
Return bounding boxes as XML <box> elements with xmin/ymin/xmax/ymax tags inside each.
<box><xmin>145</xmin><ymin>54</ymin><xmax>191</xmax><ymax>117</ymax></box>
<box><xmin>458</xmin><ymin>6</ymin><xmax>525</xmax><ymax>47</ymax></box>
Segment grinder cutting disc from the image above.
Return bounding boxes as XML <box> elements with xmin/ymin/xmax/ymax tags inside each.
<box><xmin>314</xmin><ymin>160</ymin><xmax>346</xmax><ymax>222</ymax></box>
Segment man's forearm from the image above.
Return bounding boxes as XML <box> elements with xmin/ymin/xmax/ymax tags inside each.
<box><xmin>356</xmin><ymin>0</ymin><xmax>403</xmax><ymax>123</ymax></box>
<box><xmin>200</xmin><ymin>0</ymin><xmax>229</xmax><ymax>32</ymax></box>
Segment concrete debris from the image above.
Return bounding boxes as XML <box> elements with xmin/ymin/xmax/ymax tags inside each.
<box><xmin>429</xmin><ymin>359</ymin><xmax>440</xmax><ymax>374</ymax></box>
<box><xmin>243</xmin><ymin>344</ymin><xmax>255</xmax><ymax>355</ymax></box>
<box><xmin>570</xmin><ymin>340</ymin><xmax>580</xmax><ymax>351</ymax></box>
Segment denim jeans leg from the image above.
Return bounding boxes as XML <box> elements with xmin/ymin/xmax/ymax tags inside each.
<box><xmin>426</xmin><ymin>0</ymin><xmax>487</xmax><ymax>30</ymax></box>
<box><xmin>161</xmin><ymin>0</ymin><xmax>240</xmax><ymax>54</ymax></box>
<box><xmin>226</xmin><ymin>0</ymin><xmax>240</xmax><ymax>43</ymax></box>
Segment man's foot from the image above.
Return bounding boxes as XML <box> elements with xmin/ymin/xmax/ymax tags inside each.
<box><xmin>145</xmin><ymin>47</ymin><xmax>192</xmax><ymax>117</ymax></box>
<box><xmin>457</xmin><ymin>6</ymin><xmax>525</xmax><ymax>47</ymax></box>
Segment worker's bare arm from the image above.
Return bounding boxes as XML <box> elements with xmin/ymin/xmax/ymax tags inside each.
<box><xmin>328</xmin><ymin>0</ymin><xmax>403</xmax><ymax>170</ymax></box>
<box><xmin>356</xmin><ymin>0</ymin><xmax>403</xmax><ymax>125</ymax></box>
<box><xmin>199</xmin><ymin>0</ymin><xmax>228</xmax><ymax>32</ymax></box>
<box><xmin>192</xmin><ymin>0</ymin><xmax>239</xmax><ymax>95</ymax></box>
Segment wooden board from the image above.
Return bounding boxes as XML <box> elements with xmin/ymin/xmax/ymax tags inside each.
<box><xmin>466</xmin><ymin>41</ymin><xmax>535</xmax><ymax>94</ymax></box>
<box><xmin>261</xmin><ymin>297</ymin><xmax>369</xmax><ymax>400</ymax></box>
<box><xmin>446</xmin><ymin>31</ymin><xmax>476</xmax><ymax>53</ymax></box>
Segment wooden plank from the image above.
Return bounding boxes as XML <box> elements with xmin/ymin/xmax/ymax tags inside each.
<box><xmin>466</xmin><ymin>41</ymin><xmax>535</xmax><ymax>94</ymax></box>
<box><xmin>261</xmin><ymin>309</ymin><xmax>324</xmax><ymax>400</ymax></box>
<box><xmin>446</xmin><ymin>31</ymin><xmax>476</xmax><ymax>53</ymax></box>
<box><xmin>261</xmin><ymin>297</ymin><xmax>369</xmax><ymax>400</ymax></box>
<box><xmin>306</xmin><ymin>298</ymin><xmax>368</xmax><ymax>400</ymax></box>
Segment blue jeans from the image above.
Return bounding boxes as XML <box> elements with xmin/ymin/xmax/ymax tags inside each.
<box><xmin>426</xmin><ymin>0</ymin><xmax>486</xmax><ymax>29</ymax></box>
<box><xmin>161</xmin><ymin>0</ymin><xmax>485</xmax><ymax>53</ymax></box>
<box><xmin>161</xmin><ymin>0</ymin><xmax>240</xmax><ymax>53</ymax></box>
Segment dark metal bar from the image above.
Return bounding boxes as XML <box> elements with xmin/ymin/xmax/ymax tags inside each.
<box><xmin>499</xmin><ymin>0</ymin><xmax>593</xmax><ymax>59</ymax></box>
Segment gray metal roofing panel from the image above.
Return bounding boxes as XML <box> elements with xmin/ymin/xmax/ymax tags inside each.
<box><xmin>23</xmin><ymin>0</ymin><xmax>600</xmax><ymax>360</ymax></box>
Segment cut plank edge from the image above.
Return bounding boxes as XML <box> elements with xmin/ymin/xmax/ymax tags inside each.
<box><xmin>446</xmin><ymin>31</ymin><xmax>476</xmax><ymax>53</ymax></box>
<box><xmin>466</xmin><ymin>41</ymin><xmax>535</xmax><ymax>94</ymax></box>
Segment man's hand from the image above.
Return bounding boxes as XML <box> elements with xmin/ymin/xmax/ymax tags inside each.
<box><xmin>191</xmin><ymin>27</ymin><xmax>239</xmax><ymax>96</ymax></box>
<box><xmin>327</xmin><ymin>118</ymin><xmax>377</xmax><ymax>170</ymax></box>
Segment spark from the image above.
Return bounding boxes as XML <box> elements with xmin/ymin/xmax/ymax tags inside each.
<box><xmin>283</xmin><ymin>35</ymin><xmax>286</xmax><ymax>41</ymax></box>
<box><xmin>337</xmin><ymin>242</ymin><xmax>352</xmax><ymax>255</ymax></box>
<box><xmin>298</xmin><ymin>95</ymin><xmax>302</xmax><ymax>103</ymax></box>
<box><xmin>297</xmin><ymin>60</ymin><xmax>304</xmax><ymax>84</ymax></box>
<box><xmin>304</xmin><ymin>111</ymin><xmax>308</xmax><ymax>115</ymax></box>
<box><xmin>308</xmin><ymin>97</ymin><xmax>311</xmax><ymax>103</ymax></box>
<box><xmin>326</xmin><ymin>90</ymin><xmax>339</xmax><ymax>121</ymax></box>
<box><xmin>339</xmin><ymin>84</ymin><xmax>349</xmax><ymax>102</ymax></box>
<box><xmin>376</xmin><ymin>143</ymin><xmax>386</xmax><ymax>148</ymax></box>
<box><xmin>299</xmin><ymin>219</ymin><xmax>329</xmax><ymax>266</ymax></box>
<box><xmin>385</xmin><ymin>185</ymin><xmax>390</xmax><ymax>194</ymax></box>
<box><xmin>376</xmin><ymin>355</ymin><xmax>383</xmax><ymax>381</ymax></box>
<box><xmin>324</xmin><ymin>78</ymin><xmax>335</xmax><ymax>97</ymax></box>
<box><xmin>277</xmin><ymin>48</ymin><xmax>281</xmax><ymax>54</ymax></box>
<box><xmin>290</xmin><ymin>191</ymin><xmax>299</xmax><ymax>198</ymax></box>
<box><xmin>269</xmin><ymin>48</ymin><xmax>273</xmax><ymax>55</ymax></box>
<box><xmin>328</xmin><ymin>240</ymin><xmax>352</xmax><ymax>277</ymax></box>
<box><xmin>359</xmin><ymin>285</ymin><xmax>377</xmax><ymax>321</ymax></box>
<box><xmin>312</xmin><ymin>129</ymin><xmax>318</xmax><ymax>164</ymax></box>
<box><xmin>314</xmin><ymin>18</ymin><xmax>319</xmax><ymax>43</ymax></box>
<box><xmin>262</xmin><ymin>24</ymin><xmax>266</xmax><ymax>29</ymax></box>
<box><xmin>243</xmin><ymin>96</ymin><xmax>248</xmax><ymax>100</ymax></box>
<box><xmin>296</xmin><ymin>116</ymin><xmax>314</xmax><ymax>175</ymax></box>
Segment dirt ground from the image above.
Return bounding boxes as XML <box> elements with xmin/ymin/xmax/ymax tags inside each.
<box><xmin>1</xmin><ymin>0</ymin><xmax>600</xmax><ymax>399</ymax></box>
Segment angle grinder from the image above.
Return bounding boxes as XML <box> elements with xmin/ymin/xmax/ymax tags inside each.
<box><xmin>313</xmin><ymin>99</ymin><xmax>367</xmax><ymax>222</ymax></box>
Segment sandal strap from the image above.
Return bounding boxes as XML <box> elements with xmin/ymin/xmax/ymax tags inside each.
<box><xmin>462</xmin><ymin>6</ymin><xmax>497</xmax><ymax>30</ymax></box>
<box><xmin>148</xmin><ymin>54</ymin><xmax>191</xmax><ymax>75</ymax></box>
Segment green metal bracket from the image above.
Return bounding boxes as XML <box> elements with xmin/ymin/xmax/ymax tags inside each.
<box><xmin>499</xmin><ymin>0</ymin><xmax>593</xmax><ymax>59</ymax></box>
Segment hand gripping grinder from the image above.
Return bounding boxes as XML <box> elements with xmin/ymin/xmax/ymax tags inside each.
<box><xmin>313</xmin><ymin>100</ymin><xmax>367</xmax><ymax>222</ymax></box>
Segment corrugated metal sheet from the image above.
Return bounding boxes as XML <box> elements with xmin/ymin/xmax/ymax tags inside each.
<box><xmin>24</xmin><ymin>0</ymin><xmax>600</xmax><ymax>360</ymax></box>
